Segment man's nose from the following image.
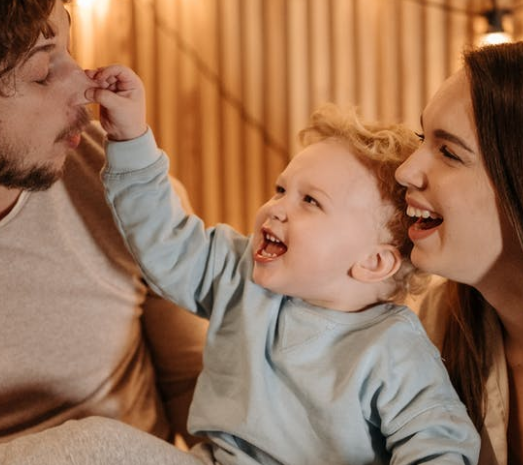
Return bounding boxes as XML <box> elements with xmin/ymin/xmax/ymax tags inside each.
<box><xmin>68</xmin><ymin>64</ymin><xmax>97</xmax><ymax>106</ymax></box>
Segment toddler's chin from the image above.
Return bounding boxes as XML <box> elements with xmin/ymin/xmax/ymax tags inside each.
<box><xmin>251</xmin><ymin>268</ymin><xmax>272</xmax><ymax>292</ymax></box>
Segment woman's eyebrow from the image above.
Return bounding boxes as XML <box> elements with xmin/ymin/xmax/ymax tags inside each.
<box><xmin>420</xmin><ymin>114</ymin><xmax>473</xmax><ymax>153</ymax></box>
<box><xmin>433</xmin><ymin>128</ymin><xmax>474</xmax><ymax>153</ymax></box>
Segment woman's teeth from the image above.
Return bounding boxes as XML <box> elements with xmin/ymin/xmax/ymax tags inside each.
<box><xmin>407</xmin><ymin>205</ymin><xmax>435</xmax><ymax>219</ymax></box>
<box><xmin>406</xmin><ymin>205</ymin><xmax>443</xmax><ymax>230</ymax></box>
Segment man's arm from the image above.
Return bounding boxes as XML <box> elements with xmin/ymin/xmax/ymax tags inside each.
<box><xmin>141</xmin><ymin>291</ymin><xmax>207</xmax><ymax>448</ymax></box>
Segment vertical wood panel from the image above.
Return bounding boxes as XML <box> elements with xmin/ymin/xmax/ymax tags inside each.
<box><xmin>242</xmin><ymin>0</ymin><xmax>266</xmax><ymax>228</ymax></box>
<box><xmin>309</xmin><ymin>0</ymin><xmax>333</xmax><ymax>108</ymax></box>
<box><xmin>514</xmin><ymin>0</ymin><xmax>523</xmax><ymax>40</ymax></box>
<box><xmin>262</xmin><ymin>0</ymin><xmax>289</xmax><ymax>208</ymax></box>
<box><xmin>154</xmin><ymin>0</ymin><xmax>179</xmax><ymax>173</ymax></box>
<box><xmin>218</xmin><ymin>0</ymin><xmax>244</xmax><ymax>231</ymax></box>
<box><xmin>133</xmin><ymin>0</ymin><xmax>157</xmax><ymax>129</ymax></box>
<box><xmin>423</xmin><ymin>2</ymin><xmax>449</xmax><ymax>112</ymax></box>
<box><xmin>400</xmin><ymin>0</ymin><xmax>425</xmax><ymax>128</ymax></box>
<box><xmin>175</xmin><ymin>0</ymin><xmax>201</xmax><ymax>213</ymax></box>
<box><xmin>331</xmin><ymin>0</ymin><xmax>357</xmax><ymax>110</ymax></box>
<box><xmin>287</xmin><ymin>0</ymin><xmax>311</xmax><ymax>157</ymax></box>
<box><xmin>195</xmin><ymin>0</ymin><xmax>222</xmax><ymax>225</ymax></box>
<box><xmin>356</xmin><ymin>0</ymin><xmax>380</xmax><ymax>120</ymax></box>
<box><xmin>377</xmin><ymin>0</ymin><xmax>401</xmax><ymax>122</ymax></box>
<box><xmin>69</xmin><ymin>4</ymin><xmax>96</xmax><ymax>66</ymax></box>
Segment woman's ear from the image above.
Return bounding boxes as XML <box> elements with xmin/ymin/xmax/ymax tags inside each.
<box><xmin>350</xmin><ymin>245</ymin><xmax>402</xmax><ymax>283</ymax></box>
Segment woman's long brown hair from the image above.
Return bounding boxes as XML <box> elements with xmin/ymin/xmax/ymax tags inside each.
<box><xmin>441</xmin><ymin>281</ymin><xmax>491</xmax><ymax>429</ymax></box>
<box><xmin>441</xmin><ymin>42</ymin><xmax>523</xmax><ymax>430</ymax></box>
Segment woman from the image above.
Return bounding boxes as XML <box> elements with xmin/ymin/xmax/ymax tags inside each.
<box><xmin>395</xmin><ymin>41</ymin><xmax>523</xmax><ymax>465</ymax></box>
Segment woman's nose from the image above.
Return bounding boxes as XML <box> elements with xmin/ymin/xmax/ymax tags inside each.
<box><xmin>395</xmin><ymin>148</ymin><xmax>427</xmax><ymax>190</ymax></box>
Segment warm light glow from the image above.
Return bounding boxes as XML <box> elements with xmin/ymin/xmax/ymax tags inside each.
<box><xmin>74</xmin><ymin>0</ymin><xmax>111</xmax><ymax>18</ymax></box>
<box><xmin>75</xmin><ymin>0</ymin><xmax>95</xmax><ymax>7</ymax></box>
<box><xmin>479</xmin><ymin>31</ymin><xmax>512</xmax><ymax>46</ymax></box>
<box><xmin>475</xmin><ymin>8</ymin><xmax>513</xmax><ymax>48</ymax></box>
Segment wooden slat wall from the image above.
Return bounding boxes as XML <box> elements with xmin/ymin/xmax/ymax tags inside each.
<box><xmin>69</xmin><ymin>0</ymin><xmax>521</xmax><ymax>233</ymax></box>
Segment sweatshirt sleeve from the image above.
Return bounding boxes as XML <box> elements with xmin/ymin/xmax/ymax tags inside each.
<box><xmin>101</xmin><ymin>129</ymin><xmax>222</xmax><ymax>317</ymax></box>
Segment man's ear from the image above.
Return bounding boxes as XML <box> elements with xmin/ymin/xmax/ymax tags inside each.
<box><xmin>350</xmin><ymin>245</ymin><xmax>402</xmax><ymax>283</ymax></box>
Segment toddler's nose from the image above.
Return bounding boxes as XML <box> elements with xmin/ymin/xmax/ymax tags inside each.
<box><xmin>269</xmin><ymin>199</ymin><xmax>288</xmax><ymax>222</ymax></box>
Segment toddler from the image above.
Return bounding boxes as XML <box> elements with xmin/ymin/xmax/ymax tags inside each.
<box><xmin>84</xmin><ymin>64</ymin><xmax>479</xmax><ymax>465</ymax></box>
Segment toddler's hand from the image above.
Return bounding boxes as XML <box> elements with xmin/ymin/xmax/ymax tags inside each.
<box><xmin>85</xmin><ymin>65</ymin><xmax>147</xmax><ymax>141</ymax></box>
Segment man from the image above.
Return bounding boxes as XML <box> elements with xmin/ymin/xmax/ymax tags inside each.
<box><xmin>0</xmin><ymin>0</ymin><xmax>206</xmax><ymax>454</ymax></box>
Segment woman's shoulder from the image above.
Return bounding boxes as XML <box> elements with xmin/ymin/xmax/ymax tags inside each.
<box><xmin>406</xmin><ymin>275</ymin><xmax>450</xmax><ymax>351</ymax></box>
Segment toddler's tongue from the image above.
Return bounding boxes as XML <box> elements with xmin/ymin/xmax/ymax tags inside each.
<box><xmin>265</xmin><ymin>241</ymin><xmax>287</xmax><ymax>257</ymax></box>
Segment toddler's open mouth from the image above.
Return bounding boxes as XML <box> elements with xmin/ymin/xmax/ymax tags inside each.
<box><xmin>256</xmin><ymin>229</ymin><xmax>288</xmax><ymax>259</ymax></box>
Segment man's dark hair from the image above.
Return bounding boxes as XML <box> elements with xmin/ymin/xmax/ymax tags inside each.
<box><xmin>0</xmin><ymin>0</ymin><xmax>68</xmax><ymax>85</ymax></box>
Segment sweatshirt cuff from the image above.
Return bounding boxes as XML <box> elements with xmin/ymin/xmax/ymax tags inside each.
<box><xmin>104</xmin><ymin>127</ymin><xmax>162</xmax><ymax>173</ymax></box>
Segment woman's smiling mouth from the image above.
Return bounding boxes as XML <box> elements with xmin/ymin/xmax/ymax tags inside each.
<box><xmin>407</xmin><ymin>205</ymin><xmax>443</xmax><ymax>230</ymax></box>
<box><xmin>405</xmin><ymin>205</ymin><xmax>443</xmax><ymax>241</ymax></box>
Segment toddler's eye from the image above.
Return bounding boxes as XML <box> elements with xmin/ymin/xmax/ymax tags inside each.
<box><xmin>273</xmin><ymin>185</ymin><xmax>285</xmax><ymax>198</ymax></box>
<box><xmin>304</xmin><ymin>195</ymin><xmax>319</xmax><ymax>207</ymax></box>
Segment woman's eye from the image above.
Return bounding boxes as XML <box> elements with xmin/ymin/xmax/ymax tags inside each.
<box><xmin>303</xmin><ymin>195</ymin><xmax>319</xmax><ymax>207</ymax></box>
<box><xmin>440</xmin><ymin>144</ymin><xmax>462</xmax><ymax>162</ymax></box>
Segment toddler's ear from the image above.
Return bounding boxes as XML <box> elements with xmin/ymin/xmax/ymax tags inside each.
<box><xmin>350</xmin><ymin>245</ymin><xmax>401</xmax><ymax>283</ymax></box>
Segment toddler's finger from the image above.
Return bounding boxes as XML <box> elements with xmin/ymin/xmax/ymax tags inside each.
<box><xmin>84</xmin><ymin>87</ymin><xmax>122</xmax><ymax>108</ymax></box>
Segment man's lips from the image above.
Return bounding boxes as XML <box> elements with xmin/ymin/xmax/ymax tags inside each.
<box><xmin>55</xmin><ymin>107</ymin><xmax>92</xmax><ymax>148</ymax></box>
<box><xmin>65</xmin><ymin>133</ymin><xmax>82</xmax><ymax>149</ymax></box>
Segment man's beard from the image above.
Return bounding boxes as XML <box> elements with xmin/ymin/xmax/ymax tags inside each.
<box><xmin>0</xmin><ymin>156</ymin><xmax>64</xmax><ymax>191</ymax></box>
<box><xmin>0</xmin><ymin>107</ymin><xmax>91</xmax><ymax>191</ymax></box>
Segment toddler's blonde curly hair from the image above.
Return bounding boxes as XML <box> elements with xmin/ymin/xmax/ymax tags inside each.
<box><xmin>299</xmin><ymin>103</ymin><xmax>429</xmax><ymax>303</ymax></box>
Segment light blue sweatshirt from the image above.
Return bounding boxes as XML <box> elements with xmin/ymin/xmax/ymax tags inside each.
<box><xmin>102</xmin><ymin>129</ymin><xmax>480</xmax><ymax>465</ymax></box>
